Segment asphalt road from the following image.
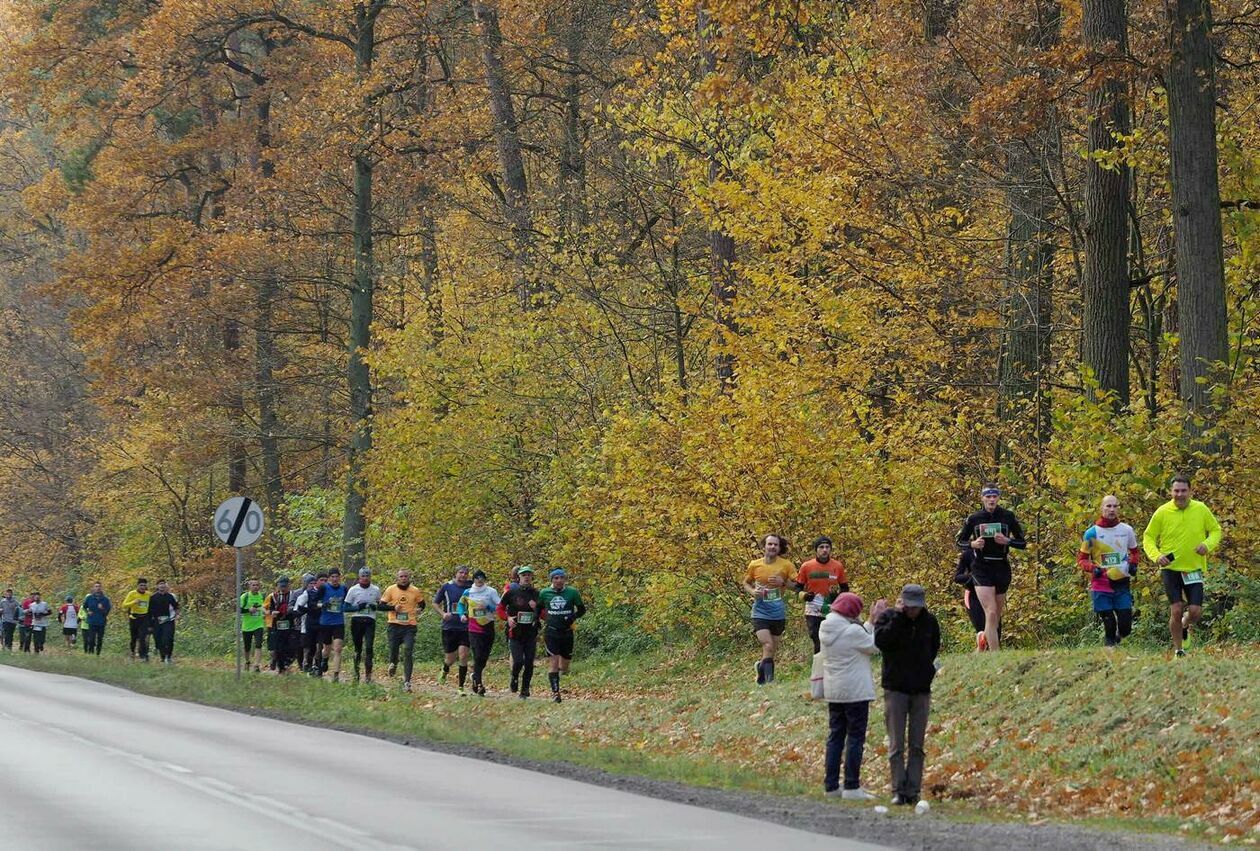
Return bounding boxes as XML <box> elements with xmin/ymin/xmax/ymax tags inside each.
<box><xmin>0</xmin><ymin>665</ymin><xmax>887</xmax><ymax>850</ymax></box>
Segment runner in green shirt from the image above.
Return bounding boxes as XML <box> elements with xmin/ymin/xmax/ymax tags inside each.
<box><xmin>538</xmin><ymin>569</ymin><xmax>585</xmax><ymax>703</ymax></box>
<box><xmin>240</xmin><ymin>579</ymin><xmax>267</xmax><ymax>673</ymax></box>
<box><xmin>1142</xmin><ymin>475</ymin><xmax>1222</xmax><ymax>657</ymax></box>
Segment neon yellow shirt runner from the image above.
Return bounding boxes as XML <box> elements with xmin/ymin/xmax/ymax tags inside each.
<box><xmin>1142</xmin><ymin>499</ymin><xmax>1222</xmax><ymax>574</ymax></box>
<box><xmin>240</xmin><ymin>592</ymin><xmax>266</xmax><ymax>632</ymax></box>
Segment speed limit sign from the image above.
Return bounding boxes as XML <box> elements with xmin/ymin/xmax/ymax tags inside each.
<box><xmin>213</xmin><ymin>496</ymin><xmax>265</xmax><ymax>547</ymax></box>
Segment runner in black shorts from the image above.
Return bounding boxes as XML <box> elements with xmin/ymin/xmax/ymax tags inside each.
<box><xmin>1143</xmin><ymin>475</ymin><xmax>1222</xmax><ymax>657</ymax></box>
<box><xmin>539</xmin><ymin>569</ymin><xmax>585</xmax><ymax>702</ymax></box>
<box><xmin>953</xmin><ymin>549</ymin><xmax>994</xmax><ymax>650</ymax></box>
<box><xmin>956</xmin><ymin>484</ymin><xmax>1025</xmax><ymax>651</ymax></box>
<box><xmin>434</xmin><ymin>566</ymin><xmax>473</xmax><ymax>694</ymax></box>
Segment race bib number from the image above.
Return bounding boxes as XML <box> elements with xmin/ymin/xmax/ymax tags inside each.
<box><xmin>1182</xmin><ymin>570</ymin><xmax>1204</xmax><ymax>585</ymax></box>
<box><xmin>473</xmin><ymin>606</ymin><xmax>488</xmax><ymax>619</ymax></box>
<box><xmin>326</xmin><ymin>598</ymin><xmax>342</xmax><ymax>613</ymax></box>
<box><xmin>157</xmin><ymin>615</ymin><xmax>173</xmax><ymax>625</ymax></box>
<box><xmin>274</xmin><ymin>621</ymin><xmax>289</xmax><ymax>630</ymax></box>
<box><xmin>1101</xmin><ymin>552</ymin><xmax>1124</xmax><ymax>567</ymax></box>
<box><xmin>763</xmin><ymin>588</ymin><xmax>781</xmax><ymax>602</ymax></box>
<box><xmin>134</xmin><ymin>601</ymin><xmax>149</xmax><ymax>613</ymax></box>
<box><xmin>977</xmin><ymin>523</ymin><xmax>1002</xmax><ymax>538</ymax></box>
<box><xmin>804</xmin><ymin>600</ymin><xmax>823</xmax><ymax>617</ymax></box>
<box><xmin>395</xmin><ymin>612</ymin><xmax>409</xmax><ymax>623</ymax></box>
<box><xmin>516</xmin><ymin>612</ymin><xmax>535</xmax><ymax>625</ymax></box>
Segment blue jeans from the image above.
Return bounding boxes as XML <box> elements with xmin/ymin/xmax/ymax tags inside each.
<box><xmin>825</xmin><ymin>700</ymin><xmax>869</xmax><ymax>791</ymax></box>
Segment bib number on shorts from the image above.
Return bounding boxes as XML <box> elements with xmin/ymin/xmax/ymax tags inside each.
<box><xmin>1182</xmin><ymin>570</ymin><xmax>1204</xmax><ymax>585</ymax></box>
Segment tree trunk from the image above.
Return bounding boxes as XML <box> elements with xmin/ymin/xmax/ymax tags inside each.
<box><xmin>922</xmin><ymin>0</ymin><xmax>959</xmax><ymax>39</ymax></box>
<box><xmin>471</xmin><ymin>0</ymin><xmax>536</xmax><ymax>310</ymax></box>
<box><xmin>342</xmin><ymin>4</ymin><xmax>381</xmax><ymax>574</ymax></box>
<box><xmin>698</xmin><ymin>6</ymin><xmax>737</xmax><ymax>391</ymax></box>
<box><xmin>1000</xmin><ymin>2</ymin><xmax>1059</xmax><ymax>443</ymax></box>
<box><xmin>1081</xmin><ymin>0</ymin><xmax>1132</xmax><ymax>408</ymax></box>
<box><xmin>560</xmin><ymin>13</ymin><xmax>587</xmax><ymax>233</ymax></box>
<box><xmin>1166</xmin><ymin>0</ymin><xmax>1227</xmax><ymax>427</ymax></box>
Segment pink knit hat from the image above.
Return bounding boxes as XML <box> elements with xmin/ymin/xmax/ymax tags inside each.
<box><xmin>831</xmin><ymin>592</ymin><xmax>863</xmax><ymax>619</ymax></box>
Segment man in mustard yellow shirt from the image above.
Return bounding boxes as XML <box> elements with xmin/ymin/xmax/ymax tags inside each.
<box><xmin>1143</xmin><ymin>475</ymin><xmax>1223</xmax><ymax>657</ymax></box>
<box><xmin>380</xmin><ymin>569</ymin><xmax>426</xmax><ymax>692</ymax></box>
<box><xmin>121</xmin><ymin>578</ymin><xmax>153</xmax><ymax>661</ymax></box>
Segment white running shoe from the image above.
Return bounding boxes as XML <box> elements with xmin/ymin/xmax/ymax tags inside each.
<box><xmin>841</xmin><ymin>788</ymin><xmax>877</xmax><ymax>801</ymax></box>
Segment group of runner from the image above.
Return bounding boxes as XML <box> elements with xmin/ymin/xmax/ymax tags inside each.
<box><xmin>243</xmin><ymin>564</ymin><xmax>585</xmax><ymax>702</ymax></box>
<box><xmin>0</xmin><ymin>582</ymin><xmax>139</xmax><ymax>656</ymax></box>
<box><xmin>744</xmin><ymin>474</ymin><xmax>1222</xmax><ymax>681</ymax></box>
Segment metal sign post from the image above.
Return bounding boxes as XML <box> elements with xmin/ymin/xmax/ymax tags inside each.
<box><xmin>213</xmin><ymin>496</ymin><xmax>265</xmax><ymax>681</ymax></box>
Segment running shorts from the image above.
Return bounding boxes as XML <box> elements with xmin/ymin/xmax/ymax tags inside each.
<box><xmin>441</xmin><ymin>629</ymin><xmax>470</xmax><ymax>654</ymax></box>
<box><xmin>543</xmin><ymin>630</ymin><xmax>575</xmax><ymax>659</ymax></box>
<box><xmin>751</xmin><ymin>618</ymin><xmax>786</xmax><ymax>637</ymax></box>
<box><xmin>1161</xmin><ymin>569</ymin><xmax>1205</xmax><ymax>606</ymax></box>
<box><xmin>969</xmin><ymin>562</ymin><xmax>1011</xmax><ymax>595</ymax></box>
<box><xmin>243</xmin><ymin>628</ymin><xmax>265</xmax><ymax>652</ymax></box>
<box><xmin>318</xmin><ymin>624</ymin><xmax>345</xmax><ymax>645</ymax></box>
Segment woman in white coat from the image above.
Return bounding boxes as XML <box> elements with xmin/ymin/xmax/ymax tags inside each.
<box><xmin>819</xmin><ymin>592</ymin><xmax>887</xmax><ymax>799</ymax></box>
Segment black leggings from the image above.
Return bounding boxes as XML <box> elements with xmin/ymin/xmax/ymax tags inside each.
<box><xmin>805</xmin><ymin>615</ymin><xmax>824</xmax><ymax>654</ymax></box>
<box><xmin>350</xmin><ymin>617</ymin><xmax>376</xmax><ymax>675</ymax></box>
<box><xmin>1</xmin><ymin>622</ymin><xmax>14</xmax><ymax>650</ymax></box>
<box><xmin>509</xmin><ymin>633</ymin><xmax>537</xmax><ymax>694</ymax></box>
<box><xmin>1099</xmin><ymin>609</ymin><xmax>1133</xmax><ymax>646</ymax></box>
<box><xmin>129</xmin><ymin>619</ymin><xmax>150</xmax><ymax>659</ymax></box>
<box><xmin>153</xmin><ymin>620</ymin><xmax>176</xmax><ymax>661</ymax></box>
<box><xmin>387</xmin><ymin>624</ymin><xmax>416</xmax><ymax>681</ymax></box>
<box><xmin>84</xmin><ymin>624</ymin><xmax>104</xmax><ymax>654</ymax></box>
<box><xmin>470</xmin><ymin>626</ymin><xmax>495</xmax><ymax>687</ymax></box>
<box><xmin>964</xmin><ymin>587</ymin><xmax>987</xmax><ymax>633</ymax></box>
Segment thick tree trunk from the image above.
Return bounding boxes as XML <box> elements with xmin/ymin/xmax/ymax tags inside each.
<box><xmin>560</xmin><ymin>14</ymin><xmax>587</xmax><ymax>232</ymax></box>
<box><xmin>471</xmin><ymin>0</ymin><xmax>536</xmax><ymax>310</ymax></box>
<box><xmin>342</xmin><ymin>4</ymin><xmax>381</xmax><ymax>574</ymax></box>
<box><xmin>1166</xmin><ymin>0</ymin><xmax>1227</xmax><ymax>426</ymax></box>
<box><xmin>1000</xmin><ymin>2</ymin><xmax>1059</xmax><ymax>443</ymax></box>
<box><xmin>1081</xmin><ymin>0</ymin><xmax>1132</xmax><ymax>407</ymax></box>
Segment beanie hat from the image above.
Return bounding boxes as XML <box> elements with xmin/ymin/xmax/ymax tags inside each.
<box><xmin>830</xmin><ymin>592</ymin><xmax>863</xmax><ymax>619</ymax></box>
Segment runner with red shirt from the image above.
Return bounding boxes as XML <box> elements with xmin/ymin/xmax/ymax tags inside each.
<box><xmin>796</xmin><ymin>536</ymin><xmax>849</xmax><ymax>654</ymax></box>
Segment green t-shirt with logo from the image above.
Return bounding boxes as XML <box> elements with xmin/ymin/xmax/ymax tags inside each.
<box><xmin>240</xmin><ymin>592</ymin><xmax>266</xmax><ymax>632</ymax></box>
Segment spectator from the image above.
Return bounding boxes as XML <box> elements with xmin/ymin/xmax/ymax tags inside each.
<box><xmin>819</xmin><ymin>592</ymin><xmax>882</xmax><ymax>800</ymax></box>
<box><xmin>873</xmin><ymin>583</ymin><xmax>941</xmax><ymax>807</ymax></box>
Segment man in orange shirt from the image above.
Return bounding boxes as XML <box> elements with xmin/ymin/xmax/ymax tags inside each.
<box><xmin>796</xmin><ymin>536</ymin><xmax>849</xmax><ymax>654</ymax></box>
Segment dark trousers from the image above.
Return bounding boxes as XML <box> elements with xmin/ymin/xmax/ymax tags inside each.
<box><xmin>84</xmin><ymin>624</ymin><xmax>105</xmax><ymax>654</ymax></box>
<box><xmin>128</xmin><ymin>618</ymin><xmax>150</xmax><ymax>659</ymax></box>
<box><xmin>32</xmin><ymin>627</ymin><xmax>47</xmax><ymax>653</ymax></box>
<box><xmin>509</xmin><ymin>633</ymin><xmax>537</xmax><ymax>694</ymax></box>
<box><xmin>885</xmin><ymin>690</ymin><xmax>931</xmax><ymax>799</ymax></box>
<box><xmin>19</xmin><ymin>625</ymin><xmax>31</xmax><ymax>652</ymax></box>
<box><xmin>153</xmin><ymin>620</ymin><xmax>176</xmax><ymax>661</ymax></box>
<box><xmin>350</xmin><ymin>617</ymin><xmax>376</xmax><ymax>676</ymax></box>
<box><xmin>269</xmin><ymin>627</ymin><xmax>296</xmax><ymax>671</ymax></box>
<box><xmin>1</xmin><ymin>622</ymin><xmax>14</xmax><ymax>650</ymax></box>
<box><xmin>301</xmin><ymin>629</ymin><xmax>320</xmax><ymax>670</ymax></box>
<box><xmin>470</xmin><ymin>626</ymin><xmax>495</xmax><ymax>687</ymax></box>
<box><xmin>387</xmin><ymin>624</ymin><xmax>416</xmax><ymax>681</ymax></box>
<box><xmin>825</xmin><ymin>700</ymin><xmax>870</xmax><ymax>792</ymax></box>
<box><xmin>805</xmin><ymin>615</ymin><xmax>824</xmax><ymax>654</ymax></box>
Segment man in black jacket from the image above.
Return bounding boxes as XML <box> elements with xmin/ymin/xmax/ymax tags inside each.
<box><xmin>956</xmin><ymin>484</ymin><xmax>1025</xmax><ymax>651</ymax></box>
<box><xmin>873</xmin><ymin>584</ymin><xmax>940</xmax><ymax>807</ymax></box>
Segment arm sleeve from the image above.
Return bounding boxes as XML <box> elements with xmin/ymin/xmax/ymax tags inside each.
<box><xmin>873</xmin><ymin>611</ymin><xmax>906</xmax><ymax>652</ymax></box>
<box><xmin>930</xmin><ymin>617</ymin><xmax>942</xmax><ymax>659</ymax></box>
<box><xmin>1204</xmin><ymin>507</ymin><xmax>1223</xmax><ymax>552</ymax></box>
<box><xmin>1126</xmin><ymin>527</ymin><xmax>1141</xmax><ymax>565</ymax></box>
<box><xmin>455</xmin><ymin>594</ymin><xmax>468</xmax><ymax>616</ymax></box>
<box><xmin>1007</xmin><ymin>514</ymin><xmax>1027</xmax><ymax>549</ymax></box>
<box><xmin>856</xmin><ymin>623</ymin><xmax>878</xmax><ymax>656</ymax></box>
<box><xmin>239</xmin><ymin>594</ymin><xmax>250</xmax><ymax>614</ymax></box>
<box><xmin>956</xmin><ymin>517</ymin><xmax>975</xmax><ymax>550</ymax></box>
<box><xmin>573</xmin><ymin>593</ymin><xmax>587</xmax><ymax>620</ymax></box>
<box><xmin>1142</xmin><ymin>511</ymin><xmax>1163</xmax><ymax>562</ymax></box>
<box><xmin>1077</xmin><ymin>530</ymin><xmax>1095</xmax><ymax>572</ymax></box>
<box><xmin>743</xmin><ymin>562</ymin><xmax>757</xmax><ymax>584</ymax></box>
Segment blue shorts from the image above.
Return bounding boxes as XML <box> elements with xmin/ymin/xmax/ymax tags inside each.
<box><xmin>1091</xmin><ymin>588</ymin><xmax>1133</xmax><ymax>612</ymax></box>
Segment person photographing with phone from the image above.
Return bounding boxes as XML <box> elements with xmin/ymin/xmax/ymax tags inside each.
<box><xmin>1143</xmin><ymin>475</ymin><xmax>1222</xmax><ymax>657</ymax></box>
<box><xmin>956</xmin><ymin>484</ymin><xmax>1025</xmax><ymax>651</ymax></box>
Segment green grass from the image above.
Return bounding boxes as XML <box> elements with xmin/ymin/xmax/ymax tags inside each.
<box><xmin>4</xmin><ymin>638</ymin><xmax>1256</xmax><ymax>844</ymax></box>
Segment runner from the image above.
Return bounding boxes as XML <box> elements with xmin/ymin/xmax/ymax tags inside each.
<box><xmin>345</xmin><ymin>568</ymin><xmax>382</xmax><ymax>684</ymax></box>
<box><xmin>956</xmin><ymin>485</ymin><xmax>1025</xmax><ymax>651</ymax></box>
<box><xmin>264</xmin><ymin>576</ymin><xmax>298</xmax><ymax>673</ymax></box>
<box><xmin>295</xmin><ymin>573</ymin><xmax>324</xmax><ymax>675</ymax></box>
<box><xmin>18</xmin><ymin>591</ymin><xmax>34</xmax><ymax>652</ymax></box>
<box><xmin>148</xmin><ymin>580</ymin><xmax>180</xmax><ymax>664</ymax></box>
<box><xmin>240</xmin><ymin>578</ymin><xmax>266</xmax><ymax>673</ymax></box>
<box><xmin>58</xmin><ymin>595</ymin><xmax>80</xmax><ymax>649</ymax></box>
<box><xmin>27</xmin><ymin>592</ymin><xmax>51</xmax><ymax>653</ymax></box>
<box><xmin>1142</xmin><ymin>475</ymin><xmax>1223</xmax><ymax>657</ymax></box>
<box><xmin>796</xmin><ymin>536</ymin><xmax>849</xmax><ymax>654</ymax></box>
<box><xmin>500</xmin><ymin>565</ymin><xmax>521</xmax><ymax>681</ymax></box>
<box><xmin>317</xmin><ymin>568</ymin><xmax>348</xmax><ymax>682</ymax></box>
<box><xmin>2</xmin><ymin>588</ymin><xmax>21</xmax><ymax>651</ymax></box>
<box><xmin>434</xmin><ymin>565</ymin><xmax>473</xmax><ymax>695</ymax></box>
<box><xmin>1077</xmin><ymin>495</ymin><xmax>1140</xmax><ymax>648</ymax></box>
<box><xmin>121</xmin><ymin>578</ymin><xmax>153</xmax><ymax>661</ymax></box>
<box><xmin>952</xmin><ymin>550</ymin><xmax>991</xmax><ymax>651</ymax></box>
<box><xmin>82</xmin><ymin>582</ymin><xmax>111</xmax><ymax>656</ymax></box>
<box><xmin>499</xmin><ymin>565</ymin><xmax>541</xmax><ymax>698</ymax></box>
<box><xmin>379</xmin><ymin>569</ymin><xmax>425</xmax><ymax>692</ymax></box>
<box><xmin>457</xmin><ymin>570</ymin><xmax>501</xmax><ymax>696</ymax></box>
<box><xmin>743</xmin><ymin>534</ymin><xmax>795</xmax><ymax>684</ymax></box>
<box><xmin>539</xmin><ymin>568</ymin><xmax>585</xmax><ymax>703</ymax></box>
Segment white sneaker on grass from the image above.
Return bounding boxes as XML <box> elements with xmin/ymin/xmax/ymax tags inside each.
<box><xmin>841</xmin><ymin>788</ymin><xmax>877</xmax><ymax>801</ymax></box>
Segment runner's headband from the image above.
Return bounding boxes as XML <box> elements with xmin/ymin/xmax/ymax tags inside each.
<box><xmin>981</xmin><ymin>487</ymin><xmax>1000</xmax><ymax>497</ymax></box>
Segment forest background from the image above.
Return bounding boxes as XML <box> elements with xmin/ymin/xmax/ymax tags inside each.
<box><xmin>1</xmin><ymin>0</ymin><xmax>1258</xmax><ymax>649</ymax></box>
